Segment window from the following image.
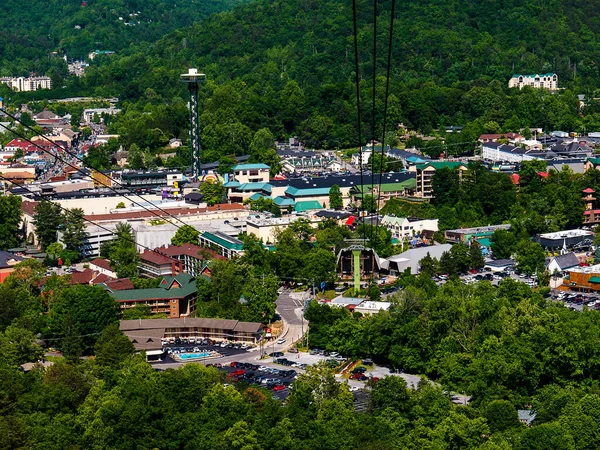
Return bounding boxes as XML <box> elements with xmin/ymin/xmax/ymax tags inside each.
<box><xmin>249</xmin><ymin>170</ymin><xmax>259</xmax><ymax>176</ymax></box>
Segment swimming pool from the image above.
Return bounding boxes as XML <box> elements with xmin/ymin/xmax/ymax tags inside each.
<box><xmin>177</xmin><ymin>352</ymin><xmax>211</xmax><ymax>360</ymax></box>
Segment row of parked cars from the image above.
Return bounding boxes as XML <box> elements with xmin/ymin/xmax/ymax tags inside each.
<box><xmin>558</xmin><ymin>292</ymin><xmax>600</xmax><ymax>308</ymax></box>
<box><xmin>226</xmin><ymin>362</ymin><xmax>298</xmax><ymax>390</ymax></box>
<box><xmin>274</xmin><ymin>358</ymin><xmax>308</xmax><ymax>370</ymax></box>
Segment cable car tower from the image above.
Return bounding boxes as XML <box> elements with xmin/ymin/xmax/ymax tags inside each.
<box><xmin>180</xmin><ymin>68</ymin><xmax>206</xmax><ymax>179</ymax></box>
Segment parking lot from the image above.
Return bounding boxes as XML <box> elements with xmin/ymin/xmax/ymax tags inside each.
<box><xmin>552</xmin><ymin>291</ymin><xmax>600</xmax><ymax>312</ymax></box>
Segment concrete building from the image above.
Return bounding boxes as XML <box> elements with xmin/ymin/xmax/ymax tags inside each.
<box><xmin>382</xmin><ymin>244</ymin><xmax>452</xmax><ymax>275</ymax></box>
<box><xmin>82</xmin><ymin>107</ymin><xmax>121</xmax><ymax>123</ymax></box>
<box><xmin>408</xmin><ymin>161</ymin><xmax>467</xmax><ymax>198</ymax></box>
<box><xmin>199</xmin><ymin>231</ymin><xmax>245</xmax><ymax>258</ymax></box>
<box><xmin>246</xmin><ymin>215</ymin><xmax>321</xmax><ymax>243</ymax></box>
<box><xmin>537</xmin><ymin>229</ymin><xmax>594</xmax><ymax>250</ymax></box>
<box><xmin>231</xmin><ymin>163</ymin><xmax>270</xmax><ymax>184</ymax></box>
<box><xmin>508</xmin><ymin>73</ymin><xmax>558</xmax><ymax>90</ymax></box>
<box><xmin>120</xmin><ymin>317</ymin><xmax>264</xmax><ymax>346</ymax></box>
<box><xmin>445</xmin><ymin>224</ymin><xmax>511</xmax><ymax>244</ymax></box>
<box><xmin>109</xmin><ymin>274</ymin><xmax>197</xmax><ymax>317</ymax></box>
<box><xmin>0</xmin><ymin>76</ymin><xmax>52</xmax><ymax>92</ymax></box>
<box><xmin>380</xmin><ymin>216</ymin><xmax>439</xmax><ymax>240</ymax></box>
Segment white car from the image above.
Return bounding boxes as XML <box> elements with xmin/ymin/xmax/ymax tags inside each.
<box><xmin>277</xmin><ymin>338</ymin><xmax>286</xmax><ymax>344</ymax></box>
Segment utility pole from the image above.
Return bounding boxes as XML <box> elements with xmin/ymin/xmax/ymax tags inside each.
<box><xmin>180</xmin><ymin>68</ymin><xmax>206</xmax><ymax>179</ymax></box>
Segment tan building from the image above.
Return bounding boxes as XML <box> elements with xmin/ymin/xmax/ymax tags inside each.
<box><xmin>508</xmin><ymin>73</ymin><xmax>558</xmax><ymax>90</ymax></box>
<box><xmin>408</xmin><ymin>161</ymin><xmax>467</xmax><ymax>198</ymax></box>
<box><xmin>561</xmin><ymin>264</ymin><xmax>600</xmax><ymax>292</ymax></box>
<box><xmin>246</xmin><ymin>215</ymin><xmax>321</xmax><ymax>243</ymax></box>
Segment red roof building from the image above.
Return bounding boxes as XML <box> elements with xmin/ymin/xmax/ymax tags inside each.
<box><xmin>138</xmin><ymin>249</ymin><xmax>183</xmax><ymax>278</ymax></box>
<box><xmin>155</xmin><ymin>243</ymin><xmax>225</xmax><ymax>277</ymax></box>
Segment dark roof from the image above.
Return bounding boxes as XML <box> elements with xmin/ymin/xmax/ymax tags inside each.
<box><xmin>269</xmin><ymin>172</ymin><xmax>415</xmax><ymax>190</ymax></box>
<box><xmin>102</xmin><ymin>278</ymin><xmax>135</xmax><ymax>291</ymax></box>
<box><xmin>0</xmin><ymin>251</ymin><xmax>24</xmax><ymax>269</ymax></box>
<box><xmin>120</xmin><ymin>317</ymin><xmax>263</xmax><ymax>334</ymax></box>
<box><xmin>551</xmin><ymin>252</ymin><xmax>580</xmax><ymax>270</ymax></box>
<box><xmin>156</xmin><ymin>243</ymin><xmax>226</xmax><ymax>260</ymax></box>
<box><xmin>486</xmin><ymin>259</ymin><xmax>515</xmax><ymax>267</ymax></box>
<box><xmin>314</xmin><ymin>210</ymin><xmax>352</xmax><ymax>219</ymax></box>
<box><xmin>89</xmin><ymin>258</ymin><xmax>113</xmax><ymax>272</ymax></box>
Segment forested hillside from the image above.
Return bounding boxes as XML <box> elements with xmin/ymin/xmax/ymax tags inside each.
<box><xmin>0</xmin><ymin>0</ymin><xmax>249</xmax><ymax>79</ymax></box>
<box><xmin>53</xmin><ymin>0</ymin><xmax>600</xmax><ymax>153</ymax></box>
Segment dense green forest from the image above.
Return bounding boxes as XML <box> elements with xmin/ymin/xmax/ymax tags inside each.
<box><xmin>0</xmin><ymin>0</ymin><xmax>249</xmax><ymax>81</ymax></box>
<box><xmin>56</xmin><ymin>0</ymin><xmax>600</xmax><ymax>153</ymax></box>
<box><xmin>2</xmin><ymin>255</ymin><xmax>600</xmax><ymax>449</ymax></box>
<box><xmin>6</xmin><ymin>0</ymin><xmax>600</xmax><ymax>154</ymax></box>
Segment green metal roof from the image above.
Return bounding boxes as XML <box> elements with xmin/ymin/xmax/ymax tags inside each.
<box><xmin>477</xmin><ymin>238</ymin><xmax>492</xmax><ymax>248</ymax></box>
<box><xmin>415</xmin><ymin>161</ymin><xmax>466</xmax><ymax>170</ymax></box>
<box><xmin>238</xmin><ymin>182</ymin><xmax>272</xmax><ymax>193</ymax></box>
<box><xmin>380</xmin><ymin>179</ymin><xmax>417</xmax><ymax>191</ymax></box>
<box><xmin>294</xmin><ymin>200</ymin><xmax>323</xmax><ymax>212</ymax></box>
<box><xmin>223</xmin><ymin>180</ymin><xmax>241</xmax><ymax>188</ymax></box>
<box><xmin>587</xmin><ymin>158</ymin><xmax>600</xmax><ymax>165</ymax></box>
<box><xmin>285</xmin><ymin>186</ymin><xmax>331</xmax><ymax>197</ymax></box>
<box><xmin>249</xmin><ymin>193</ymin><xmax>266</xmax><ymax>201</ymax></box>
<box><xmin>232</xmin><ymin>163</ymin><xmax>270</xmax><ymax>170</ymax></box>
<box><xmin>589</xmin><ymin>276</ymin><xmax>600</xmax><ymax>283</ymax></box>
<box><xmin>201</xmin><ymin>231</ymin><xmax>244</xmax><ymax>251</ymax></box>
<box><xmin>109</xmin><ymin>274</ymin><xmax>197</xmax><ymax>301</ymax></box>
<box><xmin>273</xmin><ymin>196</ymin><xmax>295</xmax><ymax>207</ymax></box>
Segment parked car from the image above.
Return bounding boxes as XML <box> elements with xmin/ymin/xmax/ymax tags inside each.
<box><xmin>277</xmin><ymin>338</ymin><xmax>286</xmax><ymax>344</ymax></box>
<box><xmin>288</xmin><ymin>348</ymin><xmax>299</xmax><ymax>353</ymax></box>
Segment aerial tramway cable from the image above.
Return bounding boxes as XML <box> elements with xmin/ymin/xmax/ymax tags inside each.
<box><xmin>1</xmin><ymin>110</ymin><xmax>192</xmax><ymax>230</ymax></box>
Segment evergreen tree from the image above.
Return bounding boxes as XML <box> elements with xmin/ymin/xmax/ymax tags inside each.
<box><xmin>468</xmin><ymin>242</ymin><xmax>485</xmax><ymax>270</ymax></box>
<box><xmin>61</xmin><ymin>208</ymin><xmax>86</xmax><ymax>259</ymax></box>
<box><xmin>0</xmin><ymin>195</ymin><xmax>22</xmax><ymax>250</ymax></box>
<box><xmin>329</xmin><ymin>184</ymin><xmax>343</xmax><ymax>210</ymax></box>
<box><xmin>107</xmin><ymin>222</ymin><xmax>139</xmax><ymax>278</ymax></box>
<box><xmin>33</xmin><ymin>199</ymin><xmax>63</xmax><ymax>250</ymax></box>
<box><xmin>171</xmin><ymin>225</ymin><xmax>200</xmax><ymax>246</ymax></box>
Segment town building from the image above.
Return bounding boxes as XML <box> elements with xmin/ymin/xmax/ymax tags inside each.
<box><xmin>381</xmin><ymin>244</ymin><xmax>452</xmax><ymax>275</ymax></box>
<box><xmin>380</xmin><ymin>215</ymin><xmax>439</xmax><ymax>240</ymax></box>
<box><xmin>478</xmin><ymin>133</ymin><xmax>525</xmax><ymax>144</ymax></box>
<box><xmin>0</xmin><ymin>251</ymin><xmax>25</xmax><ymax>282</ymax></box>
<box><xmin>120</xmin><ymin>317</ymin><xmax>264</xmax><ymax>346</ymax></box>
<box><xmin>484</xmin><ymin>259</ymin><xmax>515</xmax><ymax>272</ymax></box>
<box><xmin>406</xmin><ymin>161</ymin><xmax>467</xmax><ymax>198</ymax></box>
<box><xmin>138</xmin><ymin>249</ymin><xmax>183</xmax><ymax>278</ymax></box>
<box><xmin>108</xmin><ymin>273</ymin><xmax>198</xmax><ymax>317</ymax></box>
<box><xmin>246</xmin><ymin>215</ymin><xmax>321</xmax><ymax>243</ymax></box>
<box><xmin>82</xmin><ymin>106</ymin><xmax>121</xmax><ymax>124</ymax></box>
<box><xmin>0</xmin><ymin>76</ymin><xmax>52</xmax><ymax>92</ymax></box>
<box><xmin>153</xmin><ymin>243</ymin><xmax>225</xmax><ymax>276</ymax></box>
<box><xmin>88</xmin><ymin>258</ymin><xmax>117</xmax><ymax>278</ymax></box>
<box><xmin>445</xmin><ymin>224</ymin><xmax>511</xmax><ymax>244</ymax></box>
<box><xmin>114</xmin><ymin>170</ymin><xmax>184</xmax><ymax>190</ymax></box>
<box><xmin>481</xmin><ymin>142</ymin><xmax>547</xmax><ymax>163</ymax></box>
<box><xmin>537</xmin><ymin>229</ymin><xmax>594</xmax><ymax>250</ymax></box>
<box><xmin>561</xmin><ymin>264</ymin><xmax>600</xmax><ymax>292</ymax></box>
<box><xmin>582</xmin><ymin>187</ymin><xmax>600</xmax><ymax>226</ymax></box>
<box><xmin>199</xmin><ymin>231</ymin><xmax>245</xmax><ymax>258</ymax></box>
<box><xmin>508</xmin><ymin>73</ymin><xmax>558</xmax><ymax>90</ymax></box>
<box><xmin>547</xmin><ymin>252</ymin><xmax>581</xmax><ymax>275</ymax></box>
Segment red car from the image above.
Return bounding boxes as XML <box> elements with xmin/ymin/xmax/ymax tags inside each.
<box><xmin>231</xmin><ymin>369</ymin><xmax>246</xmax><ymax>376</ymax></box>
<box><xmin>272</xmin><ymin>385</ymin><xmax>285</xmax><ymax>391</ymax></box>
<box><xmin>230</xmin><ymin>361</ymin><xmax>240</xmax><ymax>367</ymax></box>
<box><xmin>350</xmin><ymin>373</ymin><xmax>363</xmax><ymax>380</ymax></box>
<box><xmin>371</xmin><ymin>377</ymin><xmax>380</xmax><ymax>383</ymax></box>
